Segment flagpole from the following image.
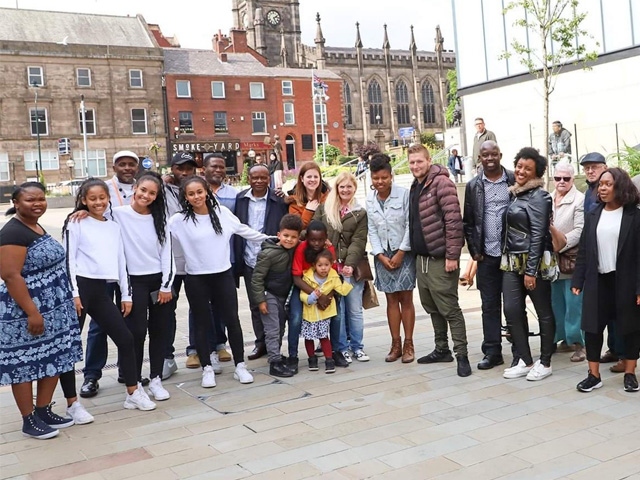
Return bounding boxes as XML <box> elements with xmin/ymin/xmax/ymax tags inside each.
<box><xmin>319</xmin><ymin>94</ymin><xmax>326</xmax><ymax>166</ymax></box>
<box><xmin>311</xmin><ymin>69</ymin><xmax>319</xmax><ymax>165</ymax></box>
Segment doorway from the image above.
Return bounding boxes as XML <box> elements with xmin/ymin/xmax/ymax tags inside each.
<box><xmin>286</xmin><ymin>134</ymin><xmax>296</xmax><ymax>170</ymax></box>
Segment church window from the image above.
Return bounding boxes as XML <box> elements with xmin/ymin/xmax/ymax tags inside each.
<box><xmin>422</xmin><ymin>81</ymin><xmax>436</xmax><ymax>125</ymax></box>
<box><xmin>368</xmin><ymin>80</ymin><xmax>383</xmax><ymax>125</ymax></box>
<box><xmin>396</xmin><ymin>81</ymin><xmax>410</xmax><ymax>125</ymax></box>
<box><xmin>344</xmin><ymin>82</ymin><xmax>353</xmax><ymax>126</ymax></box>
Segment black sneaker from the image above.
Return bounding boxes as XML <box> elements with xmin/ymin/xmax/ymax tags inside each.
<box><xmin>577</xmin><ymin>372</ymin><xmax>603</xmax><ymax>392</ymax></box>
<box><xmin>286</xmin><ymin>356</ymin><xmax>299</xmax><ymax>375</ymax></box>
<box><xmin>269</xmin><ymin>360</ymin><xmax>294</xmax><ymax>378</ymax></box>
<box><xmin>79</xmin><ymin>378</ymin><xmax>99</xmax><ymax>398</ymax></box>
<box><xmin>417</xmin><ymin>349</ymin><xmax>454</xmax><ymax>364</ymax></box>
<box><xmin>325</xmin><ymin>359</ymin><xmax>336</xmax><ymax>374</ymax></box>
<box><xmin>34</xmin><ymin>402</ymin><xmax>74</xmax><ymax>428</ymax></box>
<box><xmin>332</xmin><ymin>351</ymin><xmax>350</xmax><ymax>368</ymax></box>
<box><xmin>308</xmin><ymin>356</ymin><xmax>319</xmax><ymax>371</ymax></box>
<box><xmin>624</xmin><ymin>373</ymin><xmax>639</xmax><ymax>392</ymax></box>
<box><xmin>22</xmin><ymin>412</ymin><xmax>59</xmax><ymax>439</ymax></box>
<box><xmin>456</xmin><ymin>355</ymin><xmax>472</xmax><ymax>377</ymax></box>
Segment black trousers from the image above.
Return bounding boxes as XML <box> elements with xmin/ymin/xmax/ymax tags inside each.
<box><xmin>503</xmin><ymin>271</ymin><xmax>555</xmax><ymax>367</ymax></box>
<box><xmin>127</xmin><ymin>273</ymin><xmax>173</xmax><ymax>380</ymax></box>
<box><xmin>184</xmin><ymin>269</ymin><xmax>245</xmax><ymax>367</ymax></box>
<box><xmin>477</xmin><ymin>255</ymin><xmax>505</xmax><ymax>356</ymax></box>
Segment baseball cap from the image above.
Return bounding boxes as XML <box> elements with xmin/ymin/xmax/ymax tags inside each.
<box><xmin>580</xmin><ymin>152</ymin><xmax>606</xmax><ymax>165</ymax></box>
<box><xmin>112</xmin><ymin>150</ymin><xmax>139</xmax><ymax>165</ymax></box>
<box><xmin>171</xmin><ymin>152</ymin><xmax>196</xmax><ymax>166</ymax></box>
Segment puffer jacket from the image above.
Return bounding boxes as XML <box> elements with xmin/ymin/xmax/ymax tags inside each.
<box><xmin>313</xmin><ymin>203</ymin><xmax>368</xmax><ymax>267</ymax></box>
<box><xmin>411</xmin><ymin>164</ymin><xmax>464</xmax><ymax>259</ymax></box>
<box><xmin>501</xmin><ymin>178</ymin><xmax>553</xmax><ymax>277</ymax></box>
<box><xmin>250</xmin><ymin>238</ymin><xmax>295</xmax><ymax>304</ymax></box>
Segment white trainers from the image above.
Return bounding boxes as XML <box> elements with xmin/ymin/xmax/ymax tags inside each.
<box><xmin>342</xmin><ymin>351</ymin><xmax>353</xmax><ymax>364</ymax></box>
<box><xmin>210</xmin><ymin>352</ymin><xmax>223</xmax><ymax>374</ymax></box>
<box><xmin>148</xmin><ymin>376</ymin><xmax>170</xmax><ymax>400</ymax></box>
<box><xmin>201</xmin><ymin>365</ymin><xmax>216</xmax><ymax>388</ymax></box>
<box><xmin>66</xmin><ymin>400</ymin><xmax>94</xmax><ymax>425</ymax></box>
<box><xmin>162</xmin><ymin>358</ymin><xmax>178</xmax><ymax>380</ymax></box>
<box><xmin>354</xmin><ymin>350</ymin><xmax>370</xmax><ymax>362</ymax></box>
<box><xmin>233</xmin><ymin>362</ymin><xmax>254</xmax><ymax>384</ymax></box>
<box><xmin>123</xmin><ymin>385</ymin><xmax>157</xmax><ymax>411</ymax></box>
<box><xmin>526</xmin><ymin>360</ymin><xmax>553</xmax><ymax>381</ymax></box>
<box><xmin>503</xmin><ymin>359</ymin><xmax>533</xmax><ymax>379</ymax></box>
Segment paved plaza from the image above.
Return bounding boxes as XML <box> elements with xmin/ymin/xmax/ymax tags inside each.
<box><xmin>1</xmin><ymin>207</ymin><xmax>640</xmax><ymax>480</ymax></box>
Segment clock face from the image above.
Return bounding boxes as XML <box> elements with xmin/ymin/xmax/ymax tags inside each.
<box><xmin>266</xmin><ymin>9</ymin><xmax>281</xmax><ymax>27</ymax></box>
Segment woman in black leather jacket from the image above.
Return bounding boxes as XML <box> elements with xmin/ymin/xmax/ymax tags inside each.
<box><xmin>501</xmin><ymin>147</ymin><xmax>558</xmax><ymax>382</ymax></box>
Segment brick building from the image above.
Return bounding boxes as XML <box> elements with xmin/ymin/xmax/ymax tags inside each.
<box><xmin>0</xmin><ymin>8</ymin><xmax>165</xmax><ymax>191</ymax></box>
<box><xmin>163</xmin><ymin>29</ymin><xmax>344</xmax><ymax>174</ymax></box>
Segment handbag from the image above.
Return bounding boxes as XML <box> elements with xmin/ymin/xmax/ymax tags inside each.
<box><xmin>549</xmin><ymin>225</ymin><xmax>567</xmax><ymax>253</ymax></box>
<box><xmin>558</xmin><ymin>245</ymin><xmax>579</xmax><ymax>275</ymax></box>
<box><xmin>353</xmin><ymin>256</ymin><xmax>374</xmax><ymax>282</ymax></box>
<box><xmin>362</xmin><ymin>280</ymin><xmax>379</xmax><ymax>309</ymax></box>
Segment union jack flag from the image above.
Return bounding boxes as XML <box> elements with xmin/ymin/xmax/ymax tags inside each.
<box><xmin>313</xmin><ymin>73</ymin><xmax>328</xmax><ymax>92</ymax></box>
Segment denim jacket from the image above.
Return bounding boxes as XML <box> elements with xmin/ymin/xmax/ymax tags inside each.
<box><xmin>366</xmin><ymin>183</ymin><xmax>411</xmax><ymax>255</ymax></box>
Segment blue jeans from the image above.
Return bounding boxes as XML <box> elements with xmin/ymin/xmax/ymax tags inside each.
<box><xmin>337</xmin><ymin>279</ymin><xmax>365</xmax><ymax>352</ymax></box>
<box><xmin>82</xmin><ymin>282</ymin><xmax>119</xmax><ymax>381</ymax></box>
<box><xmin>551</xmin><ymin>279</ymin><xmax>584</xmax><ymax>346</ymax></box>
<box><xmin>287</xmin><ymin>286</ymin><xmax>302</xmax><ymax>358</ymax></box>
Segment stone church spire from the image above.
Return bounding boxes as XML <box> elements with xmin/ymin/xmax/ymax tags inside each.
<box><xmin>355</xmin><ymin>21</ymin><xmax>363</xmax><ymax>49</ymax></box>
<box><xmin>383</xmin><ymin>24</ymin><xmax>396</xmax><ymax>138</ymax></box>
<box><xmin>315</xmin><ymin>13</ymin><xmax>326</xmax><ymax>70</ymax></box>
<box><xmin>409</xmin><ymin>25</ymin><xmax>422</xmax><ymax>133</ymax></box>
<box><xmin>254</xmin><ymin>7</ymin><xmax>267</xmax><ymax>58</ymax></box>
<box><xmin>280</xmin><ymin>27</ymin><xmax>288</xmax><ymax>67</ymax></box>
<box><xmin>355</xmin><ymin>22</ymin><xmax>368</xmax><ymax>142</ymax></box>
<box><xmin>382</xmin><ymin>23</ymin><xmax>390</xmax><ymax>50</ymax></box>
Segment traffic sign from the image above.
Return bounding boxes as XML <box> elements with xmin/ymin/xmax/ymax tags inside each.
<box><xmin>141</xmin><ymin>157</ymin><xmax>153</xmax><ymax>169</ymax></box>
<box><xmin>58</xmin><ymin>138</ymin><xmax>70</xmax><ymax>155</ymax></box>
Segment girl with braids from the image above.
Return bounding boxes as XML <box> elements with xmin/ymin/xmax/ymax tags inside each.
<box><xmin>61</xmin><ymin>178</ymin><xmax>157</xmax><ymax>412</ymax></box>
<box><xmin>169</xmin><ymin>176</ymin><xmax>268</xmax><ymax>387</ymax></box>
<box><xmin>111</xmin><ymin>172</ymin><xmax>175</xmax><ymax>401</ymax></box>
<box><xmin>1</xmin><ymin>182</ymin><xmax>82</xmax><ymax>439</ymax></box>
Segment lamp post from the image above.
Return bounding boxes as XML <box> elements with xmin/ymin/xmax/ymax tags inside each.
<box><xmin>411</xmin><ymin>114</ymin><xmax>419</xmax><ymax>145</ymax></box>
<box><xmin>80</xmin><ymin>94</ymin><xmax>89</xmax><ymax>177</ymax></box>
<box><xmin>66</xmin><ymin>158</ymin><xmax>75</xmax><ymax>181</ymax></box>
<box><xmin>374</xmin><ymin>114</ymin><xmax>385</xmax><ymax>152</ymax></box>
<box><xmin>152</xmin><ymin>110</ymin><xmax>159</xmax><ymax>164</ymax></box>
<box><xmin>31</xmin><ymin>82</ymin><xmax>43</xmax><ymax>182</ymax></box>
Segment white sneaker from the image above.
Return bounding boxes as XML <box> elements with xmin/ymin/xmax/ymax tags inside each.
<box><xmin>526</xmin><ymin>360</ymin><xmax>553</xmax><ymax>381</ymax></box>
<box><xmin>148</xmin><ymin>376</ymin><xmax>170</xmax><ymax>400</ymax></box>
<box><xmin>342</xmin><ymin>351</ymin><xmax>353</xmax><ymax>364</ymax></box>
<box><xmin>210</xmin><ymin>352</ymin><xmax>223</xmax><ymax>374</ymax></box>
<box><xmin>201</xmin><ymin>365</ymin><xmax>216</xmax><ymax>388</ymax></box>
<box><xmin>233</xmin><ymin>362</ymin><xmax>254</xmax><ymax>384</ymax></box>
<box><xmin>162</xmin><ymin>358</ymin><xmax>178</xmax><ymax>380</ymax></box>
<box><xmin>503</xmin><ymin>359</ymin><xmax>533</xmax><ymax>379</ymax></box>
<box><xmin>123</xmin><ymin>385</ymin><xmax>157</xmax><ymax>411</ymax></box>
<box><xmin>354</xmin><ymin>350</ymin><xmax>370</xmax><ymax>362</ymax></box>
<box><xmin>66</xmin><ymin>400</ymin><xmax>94</xmax><ymax>425</ymax></box>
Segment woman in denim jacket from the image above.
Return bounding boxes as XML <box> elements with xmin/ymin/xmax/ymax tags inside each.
<box><xmin>366</xmin><ymin>154</ymin><xmax>416</xmax><ymax>363</ymax></box>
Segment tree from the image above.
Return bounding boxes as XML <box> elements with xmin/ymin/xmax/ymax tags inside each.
<box><xmin>444</xmin><ymin>68</ymin><xmax>459</xmax><ymax>127</ymax></box>
<box><xmin>501</xmin><ymin>0</ymin><xmax>598</xmax><ymax>179</ymax></box>
<box><xmin>354</xmin><ymin>141</ymin><xmax>380</xmax><ymax>159</ymax></box>
<box><xmin>314</xmin><ymin>144</ymin><xmax>342</xmax><ymax>165</ymax></box>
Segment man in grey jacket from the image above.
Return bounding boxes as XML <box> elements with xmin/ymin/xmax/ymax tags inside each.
<box><xmin>472</xmin><ymin>117</ymin><xmax>497</xmax><ymax>165</ymax></box>
<box><xmin>548</xmin><ymin>121</ymin><xmax>572</xmax><ymax>163</ymax></box>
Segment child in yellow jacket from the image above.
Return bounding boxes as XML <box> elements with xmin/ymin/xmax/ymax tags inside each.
<box><xmin>300</xmin><ymin>249</ymin><xmax>353</xmax><ymax>373</ymax></box>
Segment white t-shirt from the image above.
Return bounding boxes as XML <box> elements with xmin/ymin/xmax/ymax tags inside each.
<box><xmin>169</xmin><ymin>205</ymin><xmax>268</xmax><ymax>275</ymax></box>
<box><xmin>112</xmin><ymin>205</ymin><xmax>175</xmax><ymax>292</ymax></box>
<box><xmin>596</xmin><ymin>207</ymin><xmax>623</xmax><ymax>274</ymax></box>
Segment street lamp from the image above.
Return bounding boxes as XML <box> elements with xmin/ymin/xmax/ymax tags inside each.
<box><xmin>374</xmin><ymin>114</ymin><xmax>385</xmax><ymax>152</ymax></box>
<box><xmin>411</xmin><ymin>114</ymin><xmax>419</xmax><ymax>145</ymax></box>
<box><xmin>152</xmin><ymin>110</ymin><xmax>159</xmax><ymax>164</ymax></box>
<box><xmin>66</xmin><ymin>158</ymin><xmax>75</xmax><ymax>180</ymax></box>
<box><xmin>31</xmin><ymin>81</ymin><xmax>43</xmax><ymax>182</ymax></box>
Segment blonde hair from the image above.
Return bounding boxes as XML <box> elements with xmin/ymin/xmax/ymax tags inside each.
<box><xmin>324</xmin><ymin>171</ymin><xmax>358</xmax><ymax>231</ymax></box>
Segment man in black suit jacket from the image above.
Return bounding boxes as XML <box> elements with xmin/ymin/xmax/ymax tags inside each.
<box><xmin>234</xmin><ymin>164</ymin><xmax>289</xmax><ymax>360</ymax></box>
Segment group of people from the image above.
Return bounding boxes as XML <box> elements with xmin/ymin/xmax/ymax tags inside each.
<box><xmin>1</xmin><ymin>139</ymin><xmax>639</xmax><ymax>441</ymax></box>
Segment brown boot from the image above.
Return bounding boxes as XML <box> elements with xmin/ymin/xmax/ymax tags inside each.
<box><xmin>402</xmin><ymin>339</ymin><xmax>415</xmax><ymax>363</ymax></box>
<box><xmin>385</xmin><ymin>338</ymin><xmax>402</xmax><ymax>362</ymax></box>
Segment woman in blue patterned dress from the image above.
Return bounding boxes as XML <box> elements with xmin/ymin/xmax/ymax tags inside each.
<box><xmin>0</xmin><ymin>182</ymin><xmax>83</xmax><ymax>439</ymax></box>
<box><xmin>366</xmin><ymin>154</ymin><xmax>416</xmax><ymax>363</ymax></box>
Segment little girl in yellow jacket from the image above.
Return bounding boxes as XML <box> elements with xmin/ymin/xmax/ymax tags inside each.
<box><xmin>300</xmin><ymin>250</ymin><xmax>353</xmax><ymax>373</ymax></box>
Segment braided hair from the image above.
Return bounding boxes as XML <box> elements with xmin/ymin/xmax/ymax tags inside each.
<box><xmin>135</xmin><ymin>172</ymin><xmax>168</xmax><ymax>245</ymax></box>
<box><xmin>5</xmin><ymin>182</ymin><xmax>46</xmax><ymax>216</ymax></box>
<box><xmin>62</xmin><ymin>178</ymin><xmax>112</xmax><ymax>236</ymax></box>
<box><xmin>179</xmin><ymin>176</ymin><xmax>223</xmax><ymax>235</ymax></box>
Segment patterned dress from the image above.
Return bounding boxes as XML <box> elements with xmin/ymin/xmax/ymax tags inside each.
<box><xmin>0</xmin><ymin>223</ymin><xmax>82</xmax><ymax>385</ymax></box>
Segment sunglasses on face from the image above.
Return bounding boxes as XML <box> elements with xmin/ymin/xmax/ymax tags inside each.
<box><xmin>554</xmin><ymin>176</ymin><xmax>571</xmax><ymax>182</ymax></box>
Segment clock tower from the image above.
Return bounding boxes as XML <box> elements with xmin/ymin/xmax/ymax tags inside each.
<box><xmin>232</xmin><ymin>0</ymin><xmax>301</xmax><ymax>66</ymax></box>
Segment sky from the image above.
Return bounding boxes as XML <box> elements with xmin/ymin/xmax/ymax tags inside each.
<box><xmin>0</xmin><ymin>0</ymin><xmax>455</xmax><ymax>52</ymax></box>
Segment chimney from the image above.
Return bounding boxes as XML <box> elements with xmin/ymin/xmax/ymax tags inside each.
<box><xmin>213</xmin><ymin>29</ymin><xmax>230</xmax><ymax>53</ymax></box>
<box><xmin>230</xmin><ymin>28</ymin><xmax>248</xmax><ymax>53</ymax></box>
<box><xmin>220</xmin><ymin>53</ymin><xmax>228</xmax><ymax>62</ymax></box>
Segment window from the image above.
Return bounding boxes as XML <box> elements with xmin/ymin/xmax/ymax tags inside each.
<box><xmin>422</xmin><ymin>81</ymin><xmax>436</xmax><ymax>125</ymax></box>
<box><xmin>250</xmin><ymin>82</ymin><xmax>265</xmax><ymax>99</ymax></box>
<box><xmin>0</xmin><ymin>153</ymin><xmax>9</xmax><ymax>182</ymax></box>
<box><xmin>77</xmin><ymin>68</ymin><xmax>91</xmax><ymax>87</ymax></box>
<box><xmin>30</xmin><ymin>108</ymin><xmax>48</xmax><ymax>136</ymax></box>
<box><xmin>24</xmin><ymin>151</ymin><xmax>59</xmax><ymax>171</ymax></box>
<box><xmin>211</xmin><ymin>81</ymin><xmax>225</xmax><ymax>98</ymax></box>
<box><xmin>396</xmin><ymin>81</ymin><xmax>410</xmax><ymax>125</ymax></box>
<box><xmin>344</xmin><ymin>82</ymin><xmax>353</xmax><ymax>126</ymax></box>
<box><xmin>314</xmin><ymin>103</ymin><xmax>327</xmax><ymax>125</ymax></box>
<box><xmin>282</xmin><ymin>80</ymin><xmax>293</xmax><ymax>95</ymax></box>
<box><xmin>214</xmin><ymin>111</ymin><xmax>228</xmax><ymax>133</ymax></box>
<box><xmin>28</xmin><ymin>66</ymin><xmax>43</xmax><ymax>86</ymax></box>
<box><xmin>176</xmin><ymin>80</ymin><xmax>191</xmax><ymax>98</ymax></box>
<box><xmin>129</xmin><ymin>69</ymin><xmax>143</xmax><ymax>88</ymax></box>
<box><xmin>73</xmin><ymin>149</ymin><xmax>107</xmax><ymax>177</ymax></box>
<box><xmin>78</xmin><ymin>108</ymin><xmax>96</xmax><ymax>135</ymax></box>
<box><xmin>179</xmin><ymin>111</ymin><xmax>194</xmax><ymax>134</ymax></box>
<box><xmin>368</xmin><ymin>80</ymin><xmax>383</xmax><ymax>125</ymax></box>
<box><xmin>283</xmin><ymin>103</ymin><xmax>295</xmax><ymax>125</ymax></box>
<box><xmin>301</xmin><ymin>134</ymin><xmax>314</xmax><ymax>151</ymax></box>
<box><xmin>131</xmin><ymin>108</ymin><xmax>147</xmax><ymax>134</ymax></box>
<box><xmin>251</xmin><ymin>111</ymin><xmax>266</xmax><ymax>133</ymax></box>
<box><xmin>316</xmin><ymin>132</ymin><xmax>328</xmax><ymax>149</ymax></box>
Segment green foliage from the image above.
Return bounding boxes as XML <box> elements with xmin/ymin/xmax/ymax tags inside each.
<box><xmin>38</xmin><ymin>172</ymin><xmax>46</xmax><ymax>185</ymax></box>
<box><xmin>314</xmin><ymin>144</ymin><xmax>342</xmax><ymax>165</ymax></box>
<box><xmin>444</xmin><ymin>69</ymin><xmax>458</xmax><ymax>126</ymax></box>
<box><xmin>336</xmin><ymin>155</ymin><xmax>358</xmax><ymax>165</ymax></box>
<box><xmin>608</xmin><ymin>145</ymin><xmax>640</xmax><ymax>177</ymax></box>
<box><xmin>420</xmin><ymin>132</ymin><xmax>441</xmax><ymax>149</ymax></box>
<box><xmin>239</xmin><ymin>163</ymin><xmax>249</xmax><ymax>186</ymax></box>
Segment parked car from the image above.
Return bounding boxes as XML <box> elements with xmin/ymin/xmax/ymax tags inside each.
<box><xmin>55</xmin><ymin>179</ymin><xmax>85</xmax><ymax>196</ymax></box>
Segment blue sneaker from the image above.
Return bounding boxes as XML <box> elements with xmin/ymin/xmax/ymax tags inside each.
<box><xmin>22</xmin><ymin>413</ymin><xmax>59</xmax><ymax>439</ymax></box>
<box><xmin>34</xmin><ymin>402</ymin><xmax>74</xmax><ymax>429</ymax></box>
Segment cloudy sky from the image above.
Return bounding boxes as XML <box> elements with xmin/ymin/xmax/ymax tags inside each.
<box><xmin>0</xmin><ymin>0</ymin><xmax>455</xmax><ymax>52</ymax></box>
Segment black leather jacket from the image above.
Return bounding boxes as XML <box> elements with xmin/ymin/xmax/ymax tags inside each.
<box><xmin>463</xmin><ymin>167</ymin><xmax>515</xmax><ymax>258</ymax></box>
<box><xmin>502</xmin><ymin>178</ymin><xmax>553</xmax><ymax>277</ymax></box>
